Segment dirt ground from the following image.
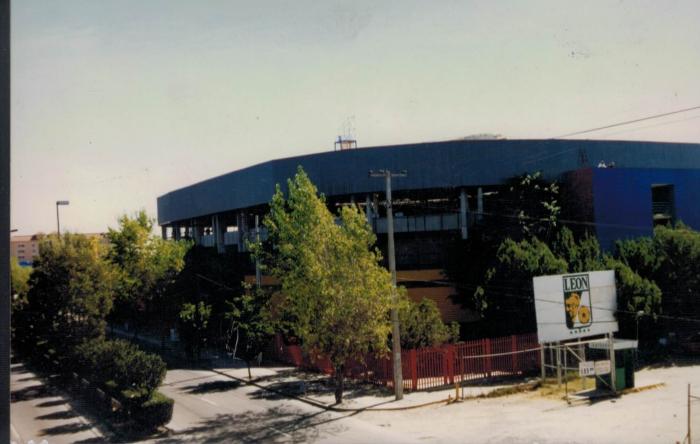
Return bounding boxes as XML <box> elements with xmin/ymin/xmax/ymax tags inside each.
<box><xmin>348</xmin><ymin>364</ymin><xmax>700</xmax><ymax>444</ymax></box>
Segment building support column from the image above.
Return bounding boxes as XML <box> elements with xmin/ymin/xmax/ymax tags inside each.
<box><xmin>460</xmin><ymin>189</ymin><xmax>469</xmax><ymax>240</ymax></box>
<box><xmin>192</xmin><ymin>220</ymin><xmax>202</xmax><ymax>245</ymax></box>
<box><xmin>365</xmin><ymin>195</ymin><xmax>373</xmax><ymax>227</ymax></box>
<box><xmin>212</xmin><ymin>215</ymin><xmax>225</xmax><ymax>254</ymax></box>
<box><xmin>238</xmin><ymin>213</ymin><xmax>247</xmax><ymax>252</ymax></box>
<box><xmin>477</xmin><ymin>187</ymin><xmax>484</xmax><ymax>222</ymax></box>
<box><xmin>161</xmin><ymin>225</ymin><xmax>167</xmax><ymax>240</ymax></box>
<box><xmin>172</xmin><ymin>224</ymin><xmax>181</xmax><ymax>241</ymax></box>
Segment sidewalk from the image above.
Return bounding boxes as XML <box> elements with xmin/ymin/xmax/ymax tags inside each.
<box><xmin>209</xmin><ymin>356</ymin><xmax>527</xmax><ymax>411</ymax></box>
<box><xmin>115</xmin><ymin>328</ymin><xmax>534</xmax><ymax>411</ymax></box>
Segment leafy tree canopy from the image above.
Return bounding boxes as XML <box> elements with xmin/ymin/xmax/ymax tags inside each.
<box><xmin>17</xmin><ymin>233</ymin><xmax>116</xmax><ymax>352</ymax></box>
<box><xmin>260</xmin><ymin>167</ymin><xmax>394</xmax><ymax>402</ymax></box>
<box><xmin>106</xmin><ymin>210</ymin><xmax>190</xmax><ymax>329</ymax></box>
<box><xmin>225</xmin><ymin>283</ymin><xmax>274</xmax><ymax>378</ymax></box>
<box><xmin>399</xmin><ymin>297</ymin><xmax>459</xmax><ymax>349</ymax></box>
<box><xmin>178</xmin><ymin>301</ymin><xmax>212</xmax><ymax>360</ymax></box>
<box><xmin>616</xmin><ymin>223</ymin><xmax>700</xmax><ymax>324</ymax></box>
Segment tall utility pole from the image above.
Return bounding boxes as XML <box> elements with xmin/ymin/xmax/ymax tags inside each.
<box><xmin>369</xmin><ymin>169</ymin><xmax>407</xmax><ymax>400</ymax></box>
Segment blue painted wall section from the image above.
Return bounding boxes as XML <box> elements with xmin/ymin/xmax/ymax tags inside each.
<box><xmin>591</xmin><ymin>168</ymin><xmax>700</xmax><ymax>250</ymax></box>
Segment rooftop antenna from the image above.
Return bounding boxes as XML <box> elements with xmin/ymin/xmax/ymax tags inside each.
<box><xmin>334</xmin><ymin>115</ymin><xmax>357</xmax><ymax>151</ymax></box>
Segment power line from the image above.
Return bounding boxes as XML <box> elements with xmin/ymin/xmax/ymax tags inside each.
<box><xmin>599</xmin><ymin>113</ymin><xmax>700</xmax><ymax>138</ymax></box>
<box><xmin>411</xmin><ymin>200</ymin><xmax>654</xmax><ymax>231</ymax></box>
<box><xmin>553</xmin><ymin>105</ymin><xmax>700</xmax><ymax>139</ymax></box>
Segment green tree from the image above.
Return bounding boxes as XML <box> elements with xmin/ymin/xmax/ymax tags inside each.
<box><xmin>615</xmin><ymin>223</ymin><xmax>700</xmax><ymax>336</ymax></box>
<box><xmin>178</xmin><ymin>301</ymin><xmax>212</xmax><ymax>360</ymax></box>
<box><xmin>10</xmin><ymin>257</ymin><xmax>31</xmax><ymax>311</ymax></box>
<box><xmin>446</xmin><ymin>170</ymin><xmax>662</xmax><ymax>338</ymax></box>
<box><xmin>399</xmin><ymin>297</ymin><xmax>460</xmax><ymax>349</ymax></box>
<box><xmin>445</xmin><ymin>171</ymin><xmax>563</xmax><ymax>326</ymax></box>
<box><xmin>473</xmin><ymin>236</ymin><xmax>568</xmax><ymax>334</ymax></box>
<box><xmin>17</xmin><ymin>233</ymin><xmax>116</xmax><ymax>353</ymax></box>
<box><xmin>169</xmin><ymin>246</ymin><xmax>249</xmax><ymax>351</ymax></box>
<box><xmin>602</xmin><ymin>256</ymin><xmax>662</xmax><ymax>339</ymax></box>
<box><xmin>261</xmin><ymin>167</ymin><xmax>394</xmax><ymax>403</ymax></box>
<box><xmin>503</xmin><ymin>171</ymin><xmax>561</xmax><ymax>242</ymax></box>
<box><xmin>225</xmin><ymin>284</ymin><xmax>274</xmax><ymax>379</ymax></box>
<box><xmin>10</xmin><ymin>256</ymin><xmax>31</xmax><ymax>298</ymax></box>
<box><xmin>107</xmin><ymin>210</ymin><xmax>191</xmax><ymax>340</ymax></box>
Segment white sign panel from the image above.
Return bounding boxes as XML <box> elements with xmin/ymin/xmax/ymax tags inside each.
<box><xmin>579</xmin><ymin>361</ymin><xmax>595</xmax><ymax>377</ymax></box>
<box><xmin>594</xmin><ymin>360</ymin><xmax>611</xmax><ymax>375</ymax></box>
<box><xmin>533</xmin><ymin>270</ymin><xmax>618</xmax><ymax>343</ymax></box>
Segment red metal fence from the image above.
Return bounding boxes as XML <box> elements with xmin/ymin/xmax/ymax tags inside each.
<box><xmin>270</xmin><ymin>332</ymin><xmax>541</xmax><ymax>391</ymax></box>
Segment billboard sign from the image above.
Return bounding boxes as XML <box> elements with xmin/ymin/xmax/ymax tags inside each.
<box><xmin>533</xmin><ymin>270</ymin><xmax>618</xmax><ymax>343</ymax></box>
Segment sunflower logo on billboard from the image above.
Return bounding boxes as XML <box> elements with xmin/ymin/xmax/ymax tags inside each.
<box><xmin>563</xmin><ymin>274</ymin><xmax>593</xmax><ymax>330</ymax></box>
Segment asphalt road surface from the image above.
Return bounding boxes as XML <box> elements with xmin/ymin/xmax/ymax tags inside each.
<box><xmin>148</xmin><ymin>368</ymin><xmax>419</xmax><ymax>444</ymax></box>
<box><xmin>10</xmin><ymin>360</ymin><xmax>104</xmax><ymax>444</ymax></box>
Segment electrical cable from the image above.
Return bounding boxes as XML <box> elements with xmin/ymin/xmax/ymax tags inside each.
<box><xmin>553</xmin><ymin>105</ymin><xmax>700</xmax><ymax>139</ymax></box>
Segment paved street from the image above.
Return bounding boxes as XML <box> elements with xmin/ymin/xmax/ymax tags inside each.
<box><xmin>149</xmin><ymin>367</ymin><xmax>422</xmax><ymax>443</ymax></box>
<box><xmin>10</xmin><ymin>356</ymin><xmax>699</xmax><ymax>443</ymax></box>
<box><xmin>10</xmin><ymin>360</ymin><xmax>104</xmax><ymax>444</ymax></box>
<box><xmin>151</xmin><ymin>363</ymin><xmax>700</xmax><ymax>444</ymax></box>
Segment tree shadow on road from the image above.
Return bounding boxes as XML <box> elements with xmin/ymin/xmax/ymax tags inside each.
<box><xmin>40</xmin><ymin>421</ymin><xmax>93</xmax><ymax>435</ymax></box>
<box><xmin>183</xmin><ymin>380</ymin><xmax>242</xmax><ymax>394</ymax></box>
<box><xmin>36</xmin><ymin>399</ymin><xmax>68</xmax><ymax>408</ymax></box>
<box><xmin>157</xmin><ymin>406</ymin><xmax>357</xmax><ymax>443</ymax></box>
<box><xmin>35</xmin><ymin>410</ymin><xmax>79</xmax><ymax>420</ymax></box>
<box><xmin>11</xmin><ymin>384</ymin><xmax>51</xmax><ymax>402</ymax></box>
<box><xmin>16</xmin><ymin>376</ymin><xmax>40</xmax><ymax>382</ymax></box>
<box><xmin>241</xmin><ymin>367</ymin><xmax>393</xmax><ymax>401</ymax></box>
<box><xmin>73</xmin><ymin>438</ymin><xmax>107</xmax><ymax>444</ymax></box>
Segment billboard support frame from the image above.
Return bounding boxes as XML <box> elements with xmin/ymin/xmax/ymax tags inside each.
<box><xmin>608</xmin><ymin>333</ymin><xmax>617</xmax><ymax>394</ymax></box>
<box><xmin>540</xmin><ymin>337</ymin><xmax>620</xmax><ymax>402</ymax></box>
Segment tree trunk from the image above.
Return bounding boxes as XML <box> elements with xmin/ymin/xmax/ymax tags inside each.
<box><xmin>334</xmin><ymin>364</ymin><xmax>344</xmax><ymax>404</ymax></box>
<box><xmin>247</xmin><ymin>360</ymin><xmax>252</xmax><ymax>380</ymax></box>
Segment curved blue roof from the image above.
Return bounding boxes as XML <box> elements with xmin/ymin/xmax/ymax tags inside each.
<box><xmin>157</xmin><ymin>139</ymin><xmax>700</xmax><ymax>225</ymax></box>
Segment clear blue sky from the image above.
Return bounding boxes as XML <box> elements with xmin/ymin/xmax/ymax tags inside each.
<box><xmin>11</xmin><ymin>1</ymin><xmax>700</xmax><ymax>235</ymax></box>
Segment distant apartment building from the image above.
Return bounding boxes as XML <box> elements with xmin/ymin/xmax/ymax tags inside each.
<box><xmin>11</xmin><ymin>232</ymin><xmax>109</xmax><ymax>266</ymax></box>
<box><xmin>10</xmin><ymin>235</ymin><xmax>40</xmax><ymax>266</ymax></box>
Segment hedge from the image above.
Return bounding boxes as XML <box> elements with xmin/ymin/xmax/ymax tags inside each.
<box><xmin>74</xmin><ymin>338</ymin><xmax>166</xmax><ymax>399</ymax></box>
<box><xmin>71</xmin><ymin>338</ymin><xmax>172</xmax><ymax>429</ymax></box>
<box><xmin>135</xmin><ymin>391</ymin><xmax>175</xmax><ymax>429</ymax></box>
<box><xmin>17</xmin><ymin>334</ymin><xmax>173</xmax><ymax>431</ymax></box>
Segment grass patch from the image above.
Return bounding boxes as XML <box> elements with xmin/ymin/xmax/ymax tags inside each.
<box><xmin>536</xmin><ymin>376</ymin><xmax>596</xmax><ymax>399</ymax></box>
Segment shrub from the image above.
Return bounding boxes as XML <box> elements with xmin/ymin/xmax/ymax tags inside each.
<box><xmin>73</xmin><ymin>338</ymin><xmax>167</xmax><ymax>401</ymax></box>
<box><xmin>399</xmin><ymin>298</ymin><xmax>461</xmax><ymax>349</ymax></box>
<box><xmin>110</xmin><ymin>341</ymin><xmax>167</xmax><ymax>398</ymax></box>
<box><xmin>134</xmin><ymin>391</ymin><xmax>174</xmax><ymax>430</ymax></box>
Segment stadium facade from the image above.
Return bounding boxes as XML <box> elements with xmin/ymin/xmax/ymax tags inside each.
<box><xmin>157</xmin><ymin>139</ymin><xmax>700</xmax><ymax>322</ymax></box>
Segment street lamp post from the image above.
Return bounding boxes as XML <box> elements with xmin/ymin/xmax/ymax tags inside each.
<box><xmin>369</xmin><ymin>169</ymin><xmax>407</xmax><ymax>401</ymax></box>
<box><xmin>56</xmin><ymin>200</ymin><xmax>69</xmax><ymax>236</ymax></box>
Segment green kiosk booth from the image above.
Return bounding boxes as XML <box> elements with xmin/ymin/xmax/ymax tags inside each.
<box><xmin>589</xmin><ymin>339</ymin><xmax>638</xmax><ymax>391</ymax></box>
